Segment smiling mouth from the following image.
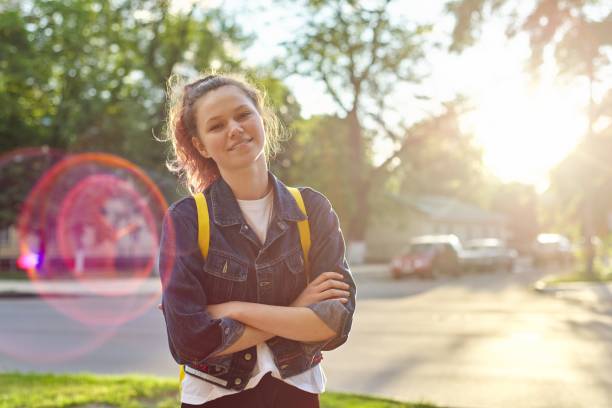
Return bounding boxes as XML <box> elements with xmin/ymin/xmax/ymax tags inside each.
<box><xmin>229</xmin><ymin>138</ymin><xmax>253</xmax><ymax>151</ymax></box>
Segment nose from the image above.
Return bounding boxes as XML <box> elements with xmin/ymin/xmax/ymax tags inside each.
<box><xmin>228</xmin><ymin>120</ymin><xmax>244</xmax><ymax>138</ymax></box>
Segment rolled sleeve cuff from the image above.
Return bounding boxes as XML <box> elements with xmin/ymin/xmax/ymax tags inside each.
<box><xmin>300</xmin><ymin>299</ymin><xmax>350</xmax><ymax>358</ymax></box>
<box><xmin>207</xmin><ymin>317</ymin><xmax>245</xmax><ymax>358</ymax></box>
<box><xmin>307</xmin><ymin>299</ymin><xmax>349</xmax><ymax>334</ymax></box>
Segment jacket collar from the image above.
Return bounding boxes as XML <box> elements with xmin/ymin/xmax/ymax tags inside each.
<box><xmin>208</xmin><ymin>172</ymin><xmax>307</xmax><ymax>227</ymax></box>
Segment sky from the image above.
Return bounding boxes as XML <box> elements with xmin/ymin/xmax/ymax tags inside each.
<box><xmin>177</xmin><ymin>0</ymin><xmax>595</xmax><ymax>193</ymax></box>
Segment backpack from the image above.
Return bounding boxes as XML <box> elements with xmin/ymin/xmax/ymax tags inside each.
<box><xmin>178</xmin><ymin>187</ymin><xmax>311</xmax><ymax>387</ymax></box>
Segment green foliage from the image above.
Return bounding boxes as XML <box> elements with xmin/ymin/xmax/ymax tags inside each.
<box><xmin>279</xmin><ymin>0</ymin><xmax>430</xmax><ymax>109</ymax></box>
<box><xmin>447</xmin><ymin>0</ymin><xmax>612</xmax><ymax>79</ymax></box>
<box><xmin>0</xmin><ymin>148</ymin><xmax>64</xmax><ymax>230</ymax></box>
<box><xmin>276</xmin><ymin>114</ymin><xmax>355</xmax><ymax>231</ymax></box>
<box><xmin>392</xmin><ymin>103</ymin><xmax>487</xmax><ymax>204</ymax></box>
<box><xmin>546</xmin><ymin>126</ymin><xmax>612</xmax><ymax>237</ymax></box>
<box><xmin>276</xmin><ymin>0</ymin><xmax>434</xmax><ymax>240</ymax></box>
<box><xmin>0</xmin><ymin>0</ymin><xmax>280</xmax><ymax>222</ymax></box>
<box><xmin>445</xmin><ymin>0</ymin><xmax>506</xmax><ymax>53</ymax></box>
<box><xmin>447</xmin><ymin>0</ymin><xmax>612</xmax><ymax>272</ymax></box>
<box><xmin>0</xmin><ymin>0</ymin><xmax>249</xmax><ymax>169</ymax></box>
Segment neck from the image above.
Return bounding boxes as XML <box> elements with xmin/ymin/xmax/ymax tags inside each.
<box><xmin>219</xmin><ymin>158</ymin><xmax>271</xmax><ymax>200</ymax></box>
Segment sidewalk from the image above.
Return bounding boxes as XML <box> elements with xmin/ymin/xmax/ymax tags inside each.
<box><xmin>0</xmin><ymin>276</ymin><xmax>162</xmax><ymax>298</ymax></box>
<box><xmin>0</xmin><ymin>263</ymin><xmax>389</xmax><ymax>298</ymax></box>
<box><xmin>533</xmin><ymin>279</ymin><xmax>612</xmax><ymax>311</ymax></box>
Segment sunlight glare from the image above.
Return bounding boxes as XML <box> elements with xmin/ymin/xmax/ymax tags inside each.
<box><xmin>463</xmin><ymin>81</ymin><xmax>588</xmax><ymax>192</ymax></box>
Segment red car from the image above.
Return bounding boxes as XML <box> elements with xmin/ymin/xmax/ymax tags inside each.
<box><xmin>390</xmin><ymin>243</ymin><xmax>438</xmax><ymax>279</ymax></box>
<box><xmin>390</xmin><ymin>235</ymin><xmax>462</xmax><ymax>279</ymax></box>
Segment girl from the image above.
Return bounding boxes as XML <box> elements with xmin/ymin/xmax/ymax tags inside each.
<box><xmin>158</xmin><ymin>73</ymin><xmax>356</xmax><ymax>407</ymax></box>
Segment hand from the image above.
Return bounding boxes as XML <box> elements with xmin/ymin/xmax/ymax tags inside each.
<box><xmin>290</xmin><ymin>272</ymin><xmax>351</xmax><ymax>307</ymax></box>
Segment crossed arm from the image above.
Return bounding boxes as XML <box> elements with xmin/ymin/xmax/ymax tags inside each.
<box><xmin>160</xmin><ymin>190</ymin><xmax>355</xmax><ymax>364</ymax></box>
<box><xmin>208</xmin><ymin>272</ymin><xmax>350</xmax><ymax>357</ymax></box>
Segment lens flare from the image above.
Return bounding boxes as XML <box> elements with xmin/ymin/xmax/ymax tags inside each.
<box><xmin>1</xmin><ymin>151</ymin><xmax>168</xmax><ymax>363</ymax></box>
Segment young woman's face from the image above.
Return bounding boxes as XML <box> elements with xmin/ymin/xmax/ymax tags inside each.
<box><xmin>192</xmin><ymin>85</ymin><xmax>266</xmax><ymax>173</ymax></box>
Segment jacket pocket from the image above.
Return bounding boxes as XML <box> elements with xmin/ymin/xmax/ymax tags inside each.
<box><xmin>281</xmin><ymin>248</ymin><xmax>307</xmax><ymax>304</ymax></box>
<box><xmin>203</xmin><ymin>251</ymin><xmax>249</xmax><ymax>303</ymax></box>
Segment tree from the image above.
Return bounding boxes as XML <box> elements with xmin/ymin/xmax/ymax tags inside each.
<box><xmin>546</xmin><ymin>127</ymin><xmax>612</xmax><ymax>242</ymax></box>
<box><xmin>277</xmin><ymin>114</ymin><xmax>355</xmax><ymax>231</ymax></box>
<box><xmin>447</xmin><ymin>0</ymin><xmax>612</xmax><ymax>275</ymax></box>
<box><xmin>0</xmin><ymin>0</ymin><xmax>258</xmax><ymax>221</ymax></box>
<box><xmin>277</xmin><ymin>0</ymin><xmax>432</xmax><ymax>256</ymax></box>
<box><xmin>0</xmin><ymin>0</ymin><xmax>249</xmax><ymax>169</ymax></box>
<box><xmin>490</xmin><ymin>182</ymin><xmax>539</xmax><ymax>252</ymax></box>
<box><xmin>278</xmin><ymin>98</ymin><xmax>490</xmax><ymax>247</ymax></box>
<box><xmin>392</xmin><ymin>102</ymin><xmax>488</xmax><ymax>205</ymax></box>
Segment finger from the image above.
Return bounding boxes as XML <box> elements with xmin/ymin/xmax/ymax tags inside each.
<box><xmin>321</xmin><ymin>295</ymin><xmax>350</xmax><ymax>303</ymax></box>
<box><xmin>316</xmin><ymin>279</ymin><xmax>350</xmax><ymax>291</ymax></box>
<box><xmin>318</xmin><ymin>289</ymin><xmax>350</xmax><ymax>301</ymax></box>
<box><xmin>327</xmin><ymin>280</ymin><xmax>350</xmax><ymax>290</ymax></box>
<box><xmin>312</xmin><ymin>272</ymin><xmax>344</xmax><ymax>285</ymax></box>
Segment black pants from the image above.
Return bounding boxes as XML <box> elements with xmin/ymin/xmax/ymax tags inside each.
<box><xmin>181</xmin><ymin>373</ymin><xmax>320</xmax><ymax>408</ymax></box>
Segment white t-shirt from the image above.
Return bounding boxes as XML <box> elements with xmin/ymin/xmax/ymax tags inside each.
<box><xmin>181</xmin><ymin>187</ymin><xmax>326</xmax><ymax>405</ymax></box>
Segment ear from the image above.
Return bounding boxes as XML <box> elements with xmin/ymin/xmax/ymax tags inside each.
<box><xmin>192</xmin><ymin>136</ymin><xmax>211</xmax><ymax>158</ymax></box>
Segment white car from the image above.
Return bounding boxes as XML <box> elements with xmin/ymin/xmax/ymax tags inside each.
<box><xmin>462</xmin><ymin>238</ymin><xmax>517</xmax><ymax>272</ymax></box>
<box><xmin>533</xmin><ymin>233</ymin><xmax>573</xmax><ymax>266</ymax></box>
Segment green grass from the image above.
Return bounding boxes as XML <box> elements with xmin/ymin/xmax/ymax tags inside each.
<box><xmin>0</xmin><ymin>372</ymin><xmax>179</xmax><ymax>408</ymax></box>
<box><xmin>0</xmin><ymin>270</ymin><xmax>30</xmax><ymax>280</ymax></box>
<box><xmin>0</xmin><ymin>372</ymin><xmax>442</xmax><ymax>408</ymax></box>
<box><xmin>322</xmin><ymin>393</ymin><xmax>439</xmax><ymax>407</ymax></box>
<box><xmin>544</xmin><ymin>267</ymin><xmax>612</xmax><ymax>284</ymax></box>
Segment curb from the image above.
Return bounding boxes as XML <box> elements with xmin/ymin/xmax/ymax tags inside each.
<box><xmin>533</xmin><ymin>279</ymin><xmax>612</xmax><ymax>311</ymax></box>
<box><xmin>0</xmin><ymin>277</ymin><xmax>162</xmax><ymax>299</ymax></box>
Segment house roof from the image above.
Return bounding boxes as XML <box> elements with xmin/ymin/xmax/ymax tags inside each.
<box><xmin>391</xmin><ymin>194</ymin><xmax>505</xmax><ymax>224</ymax></box>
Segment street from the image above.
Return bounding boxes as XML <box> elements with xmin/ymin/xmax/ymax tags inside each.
<box><xmin>1</xmin><ymin>263</ymin><xmax>611</xmax><ymax>408</ymax></box>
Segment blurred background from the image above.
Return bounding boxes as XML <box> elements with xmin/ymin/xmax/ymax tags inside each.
<box><xmin>0</xmin><ymin>1</ymin><xmax>611</xmax><ymax>407</ymax></box>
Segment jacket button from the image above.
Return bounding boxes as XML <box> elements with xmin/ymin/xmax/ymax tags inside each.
<box><xmin>224</xmin><ymin>327</ymin><xmax>230</xmax><ymax>335</ymax></box>
<box><xmin>234</xmin><ymin>378</ymin><xmax>242</xmax><ymax>385</ymax></box>
<box><xmin>244</xmin><ymin>353</ymin><xmax>252</xmax><ymax>361</ymax></box>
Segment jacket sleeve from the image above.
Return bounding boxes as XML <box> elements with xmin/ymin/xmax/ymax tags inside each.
<box><xmin>158</xmin><ymin>199</ymin><xmax>245</xmax><ymax>365</ymax></box>
<box><xmin>301</xmin><ymin>188</ymin><xmax>356</xmax><ymax>352</ymax></box>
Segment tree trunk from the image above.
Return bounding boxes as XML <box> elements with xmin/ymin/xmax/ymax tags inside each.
<box><xmin>346</xmin><ymin>108</ymin><xmax>367</xmax><ymax>242</ymax></box>
<box><xmin>584</xmin><ymin>63</ymin><xmax>596</xmax><ymax>279</ymax></box>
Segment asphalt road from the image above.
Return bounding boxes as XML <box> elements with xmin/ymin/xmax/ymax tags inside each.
<box><xmin>1</xmin><ymin>263</ymin><xmax>611</xmax><ymax>408</ymax></box>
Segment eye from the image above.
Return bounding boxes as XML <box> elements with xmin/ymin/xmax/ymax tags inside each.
<box><xmin>237</xmin><ymin>111</ymin><xmax>252</xmax><ymax>120</ymax></box>
<box><xmin>208</xmin><ymin>123</ymin><xmax>223</xmax><ymax>131</ymax></box>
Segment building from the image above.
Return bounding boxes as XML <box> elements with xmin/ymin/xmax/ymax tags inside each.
<box><xmin>365</xmin><ymin>194</ymin><xmax>509</xmax><ymax>262</ymax></box>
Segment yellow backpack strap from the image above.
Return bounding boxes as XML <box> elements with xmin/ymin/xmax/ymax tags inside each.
<box><xmin>178</xmin><ymin>193</ymin><xmax>210</xmax><ymax>387</ymax></box>
<box><xmin>193</xmin><ymin>192</ymin><xmax>210</xmax><ymax>260</ymax></box>
<box><xmin>287</xmin><ymin>187</ymin><xmax>311</xmax><ymax>283</ymax></box>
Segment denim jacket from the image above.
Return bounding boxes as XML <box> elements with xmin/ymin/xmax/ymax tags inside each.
<box><xmin>158</xmin><ymin>172</ymin><xmax>356</xmax><ymax>391</ymax></box>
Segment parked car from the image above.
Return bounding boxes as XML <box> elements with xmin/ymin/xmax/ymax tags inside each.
<box><xmin>390</xmin><ymin>235</ymin><xmax>462</xmax><ymax>279</ymax></box>
<box><xmin>462</xmin><ymin>238</ymin><xmax>517</xmax><ymax>272</ymax></box>
<box><xmin>533</xmin><ymin>233</ymin><xmax>574</xmax><ymax>267</ymax></box>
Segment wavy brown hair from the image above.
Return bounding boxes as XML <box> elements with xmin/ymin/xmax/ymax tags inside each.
<box><xmin>162</xmin><ymin>72</ymin><xmax>285</xmax><ymax>193</ymax></box>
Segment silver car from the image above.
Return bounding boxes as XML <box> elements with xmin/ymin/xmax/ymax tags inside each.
<box><xmin>463</xmin><ymin>238</ymin><xmax>517</xmax><ymax>272</ymax></box>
